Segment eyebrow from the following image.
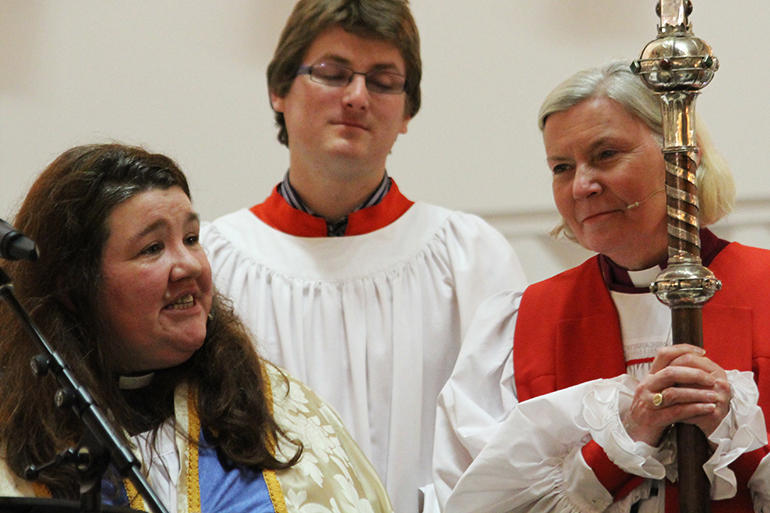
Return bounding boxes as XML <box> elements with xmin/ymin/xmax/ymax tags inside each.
<box><xmin>547</xmin><ymin>136</ymin><xmax>619</xmax><ymax>163</ymax></box>
<box><xmin>314</xmin><ymin>53</ymin><xmax>403</xmax><ymax>72</ymax></box>
<box><xmin>129</xmin><ymin>212</ymin><xmax>200</xmax><ymax>243</ymax></box>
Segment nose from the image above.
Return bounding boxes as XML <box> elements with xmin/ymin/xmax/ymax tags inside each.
<box><xmin>342</xmin><ymin>74</ymin><xmax>369</xmax><ymax>111</ymax></box>
<box><xmin>572</xmin><ymin>162</ymin><xmax>602</xmax><ymax>199</ymax></box>
<box><xmin>169</xmin><ymin>245</ymin><xmax>203</xmax><ymax>282</ymax></box>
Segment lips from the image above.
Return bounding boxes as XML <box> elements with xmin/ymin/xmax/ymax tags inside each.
<box><xmin>332</xmin><ymin>119</ymin><xmax>368</xmax><ymax>130</ymax></box>
<box><xmin>165</xmin><ymin>293</ymin><xmax>195</xmax><ymax>310</ymax></box>
<box><xmin>579</xmin><ymin>208</ymin><xmax>624</xmax><ymax>223</ymax></box>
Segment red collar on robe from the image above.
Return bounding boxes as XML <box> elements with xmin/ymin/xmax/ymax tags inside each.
<box><xmin>249</xmin><ymin>179</ymin><xmax>414</xmax><ymax>237</ymax></box>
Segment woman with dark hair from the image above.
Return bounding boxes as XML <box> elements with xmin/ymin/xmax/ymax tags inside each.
<box><xmin>0</xmin><ymin>144</ymin><xmax>392</xmax><ymax>512</ymax></box>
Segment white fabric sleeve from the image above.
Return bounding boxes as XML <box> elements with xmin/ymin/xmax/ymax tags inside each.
<box><xmin>703</xmin><ymin>370</ymin><xmax>768</xmax><ymax>500</ymax></box>
<box><xmin>432</xmin><ymin>290</ymin><xmax>522</xmax><ymax>509</ymax></box>
<box><xmin>443</xmin><ymin>369</ymin><xmax>770</xmax><ymax>513</ymax></box>
<box><xmin>441</xmin><ymin>213</ymin><xmax>528</xmax><ymax>338</ymax></box>
<box><xmin>443</xmin><ymin>380</ymin><xmax>615</xmax><ymax>513</ymax></box>
<box><xmin>749</xmin><ymin>452</ymin><xmax>770</xmax><ymax>511</ymax></box>
<box><xmin>443</xmin><ymin>376</ymin><xmax>685</xmax><ymax>513</ymax></box>
<box><xmin>427</xmin><ymin>214</ymin><xmax>528</xmax><ymax>511</ymax></box>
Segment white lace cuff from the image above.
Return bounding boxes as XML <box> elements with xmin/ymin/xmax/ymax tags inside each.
<box><xmin>579</xmin><ymin>376</ymin><xmax>672</xmax><ymax>479</ymax></box>
<box><xmin>705</xmin><ymin>370</ymin><xmax>768</xmax><ymax>499</ymax></box>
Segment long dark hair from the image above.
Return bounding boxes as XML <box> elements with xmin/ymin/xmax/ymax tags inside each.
<box><xmin>0</xmin><ymin>144</ymin><xmax>301</xmax><ymax>498</ymax></box>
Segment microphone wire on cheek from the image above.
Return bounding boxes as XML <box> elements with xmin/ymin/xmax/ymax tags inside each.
<box><xmin>625</xmin><ymin>188</ymin><xmax>665</xmax><ymax>210</ymax></box>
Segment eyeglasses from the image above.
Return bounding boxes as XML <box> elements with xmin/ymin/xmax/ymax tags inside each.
<box><xmin>296</xmin><ymin>61</ymin><xmax>407</xmax><ymax>95</ymax></box>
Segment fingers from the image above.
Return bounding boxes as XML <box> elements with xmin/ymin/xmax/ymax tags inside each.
<box><xmin>649</xmin><ymin>344</ymin><xmax>728</xmax><ymax>391</ymax></box>
<box><xmin>650</xmin><ymin>385</ymin><xmax>718</xmax><ymax>410</ymax></box>
<box><xmin>649</xmin><ymin>344</ymin><xmax>705</xmax><ymax>373</ymax></box>
<box><xmin>627</xmin><ymin>345</ymin><xmax>734</xmax><ymax>443</ymax></box>
<box><xmin>642</xmin><ymin>377</ymin><xmax>732</xmax><ymax>438</ymax></box>
<box><xmin>625</xmin><ymin>387</ymin><xmax>720</xmax><ymax>445</ymax></box>
<box><xmin>626</xmin><ymin>353</ymin><xmax>733</xmax><ymax>445</ymax></box>
<box><xmin>649</xmin><ymin>365</ymin><xmax>716</xmax><ymax>391</ymax></box>
<box><xmin>689</xmin><ymin>377</ymin><xmax>733</xmax><ymax>436</ymax></box>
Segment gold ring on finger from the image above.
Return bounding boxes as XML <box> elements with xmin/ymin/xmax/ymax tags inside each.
<box><xmin>651</xmin><ymin>392</ymin><xmax>664</xmax><ymax>408</ymax></box>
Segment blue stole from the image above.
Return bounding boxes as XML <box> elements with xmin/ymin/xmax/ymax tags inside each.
<box><xmin>102</xmin><ymin>428</ymin><xmax>279</xmax><ymax>512</ymax></box>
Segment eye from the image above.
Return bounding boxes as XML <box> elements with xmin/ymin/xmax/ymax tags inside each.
<box><xmin>551</xmin><ymin>163</ymin><xmax>573</xmax><ymax>175</ymax></box>
<box><xmin>313</xmin><ymin>62</ymin><xmax>350</xmax><ymax>82</ymax></box>
<box><xmin>141</xmin><ymin>242</ymin><xmax>163</xmax><ymax>256</ymax></box>
<box><xmin>366</xmin><ymin>71</ymin><xmax>406</xmax><ymax>93</ymax></box>
<box><xmin>184</xmin><ymin>234</ymin><xmax>199</xmax><ymax>246</ymax></box>
<box><xmin>597</xmin><ymin>149</ymin><xmax>619</xmax><ymax>160</ymax></box>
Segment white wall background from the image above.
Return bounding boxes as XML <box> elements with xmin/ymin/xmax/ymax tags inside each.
<box><xmin>2</xmin><ymin>1</ymin><xmax>768</xmax><ymax>283</ymax></box>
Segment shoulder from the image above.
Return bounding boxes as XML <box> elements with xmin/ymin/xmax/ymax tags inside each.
<box><xmin>517</xmin><ymin>256</ymin><xmax>602</xmax><ymax>321</ymax></box>
<box><xmin>416</xmin><ymin>202</ymin><xmax>509</xmax><ymax>241</ymax></box>
<box><xmin>711</xmin><ymin>242</ymin><xmax>770</xmax><ymax>287</ymax></box>
<box><xmin>201</xmin><ymin>209</ymin><xmax>264</xmax><ymax>247</ymax></box>
<box><xmin>200</xmin><ymin>209</ymin><xmax>291</xmax><ymax>276</ymax></box>
<box><xmin>471</xmin><ymin>288</ymin><xmax>524</xmax><ymax>327</ymax></box>
<box><xmin>262</xmin><ymin>362</ymin><xmax>393</xmax><ymax>512</ymax></box>
<box><xmin>710</xmin><ymin>242</ymin><xmax>770</xmax><ymax>303</ymax></box>
<box><xmin>412</xmin><ymin>202</ymin><xmax>522</xmax><ymax>266</ymax></box>
<box><xmin>717</xmin><ymin>242</ymin><xmax>770</xmax><ymax>266</ymax></box>
<box><xmin>525</xmin><ymin>255</ymin><xmax>599</xmax><ymax>295</ymax></box>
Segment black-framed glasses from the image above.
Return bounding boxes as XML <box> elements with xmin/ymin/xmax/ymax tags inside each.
<box><xmin>296</xmin><ymin>61</ymin><xmax>407</xmax><ymax>95</ymax></box>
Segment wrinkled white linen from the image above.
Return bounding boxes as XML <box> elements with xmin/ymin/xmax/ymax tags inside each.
<box><xmin>202</xmin><ymin>202</ymin><xmax>527</xmax><ymax>513</ymax></box>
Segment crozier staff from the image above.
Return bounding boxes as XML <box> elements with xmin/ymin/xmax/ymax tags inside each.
<box><xmin>0</xmin><ymin>144</ymin><xmax>392</xmax><ymax>512</ymax></box>
<box><xmin>433</xmin><ymin>62</ymin><xmax>770</xmax><ymax>512</ymax></box>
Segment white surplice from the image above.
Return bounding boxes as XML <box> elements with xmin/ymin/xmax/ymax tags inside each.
<box><xmin>201</xmin><ymin>202</ymin><xmax>527</xmax><ymax>513</ymax></box>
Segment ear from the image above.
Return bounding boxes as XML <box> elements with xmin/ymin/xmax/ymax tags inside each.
<box><xmin>399</xmin><ymin>115</ymin><xmax>410</xmax><ymax>135</ymax></box>
<box><xmin>270</xmin><ymin>90</ymin><xmax>285</xmax><ymax>113</ymax></box>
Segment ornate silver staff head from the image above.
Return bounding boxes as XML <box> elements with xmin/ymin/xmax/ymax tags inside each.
<box><xmin>632</xmin><ymin>0</ymin><xmax>719</xmax><ymax>93</ymax></box>
<box><xmin>632</xmin><ymin>0</ymin><xmax>721</xmax><ymax>307</ymax></box>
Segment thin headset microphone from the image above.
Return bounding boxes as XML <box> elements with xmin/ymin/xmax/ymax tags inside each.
<box><xmin>626</xmin><ymin>188</ymin><xmax>665</xmax><ymax>210</ymax></box>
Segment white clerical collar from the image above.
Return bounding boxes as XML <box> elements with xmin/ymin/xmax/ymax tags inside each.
<box><xmin>118</xmin><ymin>373</ymin><xmax>155</xmax><ymax>390</ymax></box>
<box><xmin>627</xmin><ymin>265</ymin><xmax>663</xmax><ymax>288</ymax></box>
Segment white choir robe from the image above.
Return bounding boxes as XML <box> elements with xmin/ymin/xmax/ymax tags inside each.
<box><xmin>202</xmin><ymin>201</ymin><xmax>527</xmax><ymax>513</ymax></box>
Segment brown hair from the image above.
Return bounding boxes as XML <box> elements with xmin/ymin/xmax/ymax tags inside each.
<box><xmin>267</xmin><ymin>0</ymin><xmax>422</xmax><ymax>146</ymax></box>
<box><xmin>0</xmin><ymin>144</ymin><xmax>300</xmax><ymax>498</ymax></box>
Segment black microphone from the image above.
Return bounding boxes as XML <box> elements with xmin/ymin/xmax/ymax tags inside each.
<box><xmin>0</xmin><ymin>218</ymin><xmax>39</xmax><ymax>261</ymax></box>
<box><xmin>626</xmin><ymin>188</ymin><xmax>665</xmax><ymax>210</ymax></box>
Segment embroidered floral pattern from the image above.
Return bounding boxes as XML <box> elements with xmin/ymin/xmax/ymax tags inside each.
<box><xmin>267</xmin><ymin>364</ymin><xmax>392</xmax><ymax>513</ymax></box>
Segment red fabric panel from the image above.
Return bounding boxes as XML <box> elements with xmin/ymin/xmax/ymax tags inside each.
<box><xmin>581</xmin><ymin>440</ymin><xmax>641</xmax><ymax>500</ymax></box>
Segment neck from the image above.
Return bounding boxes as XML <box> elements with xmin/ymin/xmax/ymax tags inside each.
<box><xmin>605</xmin><ymin>231</ymin><xmax>668</xmax><ymax>271</ymax></box>
<box><xmin>615</xmin><ymin>252</ymin><xmax>667</xmax><ymax>271</ymax></box>
<box><xmin>288</xmin><ymin>164</ymin><xmax>386</xmax><ymax>221</ymax></box>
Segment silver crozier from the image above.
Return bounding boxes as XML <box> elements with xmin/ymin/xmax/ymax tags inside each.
<box><xmin>632</xmin><ymin>1</ymin><xmax>720</xmax><ymax>511</ymax></box>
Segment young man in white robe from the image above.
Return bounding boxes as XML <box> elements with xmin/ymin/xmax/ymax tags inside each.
<box><xmin>201</xmin><ymin>1</ymin><xmax>527</xmax><ymax>511</ymax></box>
